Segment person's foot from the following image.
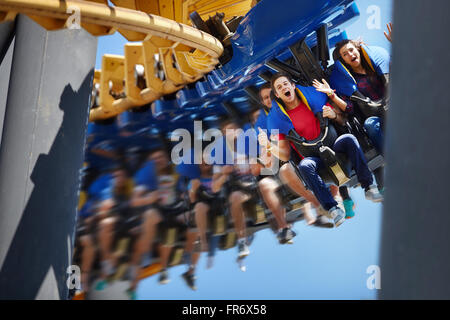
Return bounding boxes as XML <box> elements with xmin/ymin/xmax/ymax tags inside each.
<box><xmin>94</xmin><ymin>279</ymin><xmax>108</xmax><ymax>291</ymax></box>
<box><xmin>328</xmin><ymin>206</ymin><xmax>346</xmax><ymax>227</ymax></box>
<box><xmin>313</xmin><ymin>215</ymin><xmax>334</xmax><ymax>228</ymax></box>
<box><xmin>181</xmin><ymin>272</ymin><xmax>197</xmax><ymax>291</ymax></box>
<box><xmin>237</xmin><ymin>240</ymin><xmax>250</xmax><ymax>258</ymax></box>
<box><xmin>343</xmin><ymin>199</ymin><xmax>356</xmax><ymax>219</ymax></box>
<box><xmin>365</xmin><ymin>185</ymin><xmax>384</xmax><ymax>203</ymax></box>
<box><xmin>334</xmin><ymin>195</ymin><xmax>345</xmax><ymax>211</ymax></box>
<box><xmin>277</xmin><ymin>228</ymin><xmax>297</xmax><ymax>244</ymax></box>
<box><xmin>206</xmin><ymin>256</ymin><xmax>214</xmax><ymax>269</ymax></box>
<box><xmin>126</xmin><ymin>288</ymin><xmax>137</xmax><ymax>300</ymax></box>
<box><xmin>158</xmin><ymin>269</ymin><xmax>170</xmax><ymax>285</ymax></box>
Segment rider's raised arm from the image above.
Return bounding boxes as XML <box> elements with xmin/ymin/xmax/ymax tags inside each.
<box><xmin>189</xmin><ymin>178</ymin><xmax>201</xmax><ymax>203</ymax></box>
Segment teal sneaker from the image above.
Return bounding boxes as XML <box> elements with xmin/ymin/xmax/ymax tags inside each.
<box><xmin>94</xmin><ymin>279</ymin><xmax>108</xmax><ymax>291</ymax></box>
<box><xmin>126</xmin><ymin>289</ymin><xmax>137</xmax><ymax>300</ymax></box>
<box><xmin>343</xmin><ymin>199</ymin><xmax>356</xmax><ymax>219</ymax></box>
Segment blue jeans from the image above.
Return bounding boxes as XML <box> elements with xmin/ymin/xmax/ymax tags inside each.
<box><xmin>298</xmin><ymin>134</ymin><xmax>374</xmax><ymax>210</ymax></box>
<box><xmin>364</xmin><ymin>116</ymin><xmax>384</xmax><ymax>154</ymax></box>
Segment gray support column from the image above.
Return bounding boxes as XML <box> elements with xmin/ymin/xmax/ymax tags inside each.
<box><xmin>0</xmin><ymin>21</ymin><xmax>15</xmax><ymax>63</ymax></box>
<box><xmin>0</xmin><ymin>38</ymin><xmax>14</xmax><ymax>146</ymax></box>
<box><xmin>0</xmin><ymin>21</ymin><xmax>15</xmax><ymax>146</ymax></box>
<box><xmin>379</xmin><ymin>0</ymin><xmax>450</xmax><ymax>299</ymax></box>
<box><xmin>0</xmin><ymin>15</ymin><xmax>97</xmax><ymax>299</ymax></box>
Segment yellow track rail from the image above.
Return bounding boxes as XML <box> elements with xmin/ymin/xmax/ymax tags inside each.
<box><xmin>0</xmin><ymin>0</ymin><xmax>224</xmax><ymax>121</ymax></box>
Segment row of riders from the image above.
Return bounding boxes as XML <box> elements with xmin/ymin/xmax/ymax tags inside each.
<box><xmin>74</xmin><ymin>33</ymin><xmax>391</xmax><ymax>299</ymax></box>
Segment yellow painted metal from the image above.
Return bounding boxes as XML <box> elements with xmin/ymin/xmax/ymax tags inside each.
<box><xmin>330</xmin><ymin>164</ymin><xmax>351</xmax><ymax>186</ymax></box>
<box><xmin>213</xmin><ymin>215</ymin><xmax>226</xmax><ymax>235</ymax></box>
<box><xmin>255</xmin><ymin>205</ymin><xmax>267</xmax><ymax>224</ymax></box>
<box><xmin>188</xmin><ymin>0</ymin><xmax>253</xmax><ymax>21</ymax></box>
<box><xmin>159</xmin><ymin>0</ymin><xmax>175</xmax><ymax>20</ymax></box>
<box><xmin>174</xmin><ymin>0</ymin><xmax>183</xmax><ymax>22</ymax></box>
<box><xmin>78</xmin><ymin>190</ymin><xmax>87</xmax><ymax>211</ymax></box>
<box><xmin>123</xmin><ymin>43</ymin><xmax>148</xmax><ymax>106</ymax></box>
<box><xmin>224</xmin><ymin>231</ymin><xmax>237</xmax><ymax>249</ymax></box>
<box><xmin>0</xmin><ymin>0</ymin><xmax>224</xmax><ymax>121</ymax></box>
<box><xmin>164</xmin><ymin>227</ymin><xmax>177</xmax><ymax>246</ymax></box>
<box><xmin>112</xmin><ymin>263</ymin><xmax>129</xmax><ymax>281</ymax></box>
<box><xmin>81</xmin><ymin>22</ymin><xmax>116</xmax><ymax>36</ymax></box>
<box><xmin>89</xmin><ymin>54</ymin><xmax>125</xmax><ymax>120</ymax></box>
<box><xmin>0</xmin><ymin>0</ymin><xmax>223</xmax><ymax>57</ymax></box>
<box><xmin>169</xmin><ymin>247</ymin><xmax>184</xmax><ymax>266</ymax></box>
<box><xmin>138</xmin><ymin>262</ymin><xmax>162</xmax><ymax>280</ymax></box>
<box><xmin>141</xmin><ymin>37</ymin><xmax>181</xmax><ymax>95</ymax></box>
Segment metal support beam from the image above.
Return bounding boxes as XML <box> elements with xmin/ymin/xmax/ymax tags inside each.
<box><xmin>0</xmin><ymin>22</ymin><xmax>15</xmax><ymax>147</ymax></box>
<box><xmin>0</xmin><ymin>15</ymin><xmax>97</xmax><ymax>299</ymax></box>
<box><xmin>379</xmin><ymin>0</ymin><xmax>450</xmax><ymax>299</ymax></box>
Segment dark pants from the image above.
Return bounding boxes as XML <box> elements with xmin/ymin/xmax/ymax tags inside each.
<box><xmin>364</xmin><ymin>116</ymin><xmax>384</xmax><ymax>154</ymax></box>
<box><xmin>298</xmin><ymin>134</ymin><xmax>373</xmax><ymax>210</ymax></box>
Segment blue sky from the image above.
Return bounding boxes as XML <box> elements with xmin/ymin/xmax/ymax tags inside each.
<box><xmin>95</xmin><ymin>0</ymin><xmax>392</xmax><ymax>300</ymax></box>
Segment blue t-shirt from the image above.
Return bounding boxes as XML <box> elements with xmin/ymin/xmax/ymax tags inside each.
<box><xmin>78</xmin><ymin>199</ymin><xmax>96</xmax><ymax>218</ymax></box>
<box><xmin>88</xmin><ymin>173</ymin><xmax>113</xmax><ymax>201</ymax></box>
<box><xmin>133</xmin><ymin>160</ymin><xmax>159</xmax><ymax>192</ymax></box>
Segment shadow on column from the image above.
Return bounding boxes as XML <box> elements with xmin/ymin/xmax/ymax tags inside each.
<box><xmin>0</xmin><ymin>70</ymin><xmax>94</xmax><ymax>299</ymax></box>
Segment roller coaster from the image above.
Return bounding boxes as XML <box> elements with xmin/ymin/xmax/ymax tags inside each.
<box><xmin>0</xmin><ymin>0</ymin><xmax>390</xmax><ymax>300</ymax></box>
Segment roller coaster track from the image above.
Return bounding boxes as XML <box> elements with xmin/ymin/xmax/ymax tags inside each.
<box><xmin>0</xmin><ymin>0</ymin><xmax>224</xmax><ymax>121</ymax></box>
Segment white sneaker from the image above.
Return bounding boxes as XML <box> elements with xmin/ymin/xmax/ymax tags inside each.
<box><xmin>237</xmin><ymin>241</ymin><xmax>250</xmax><ymax>258</ymax></box>
<box><xmin>328</xmin><ymin>206</ymin><xmax>346</xmax><ymax>227</ymax></box>
<box><xmin>334</xmin><ymin>195</ymin><xmax>345</xmax><ymax>211</ymax></box>
<box><xmin>365</xmin><ymin>185</ymin><xmax>384</xmax><ymax>203</ymax></box>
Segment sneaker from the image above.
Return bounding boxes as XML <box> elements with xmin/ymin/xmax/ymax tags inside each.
<box><xmin>237</xmin><ymin>257</ymin><xmax>247</xmax><ymax>272</ymax></box>
<box><xmin>328</xmin><ymin>206</ymin><xmax>346</xmax><ymax>227</ymax></box>
<box><xmin>237</xmin><ymin>241</ymin><xmax>250</xmax><ymax>258</ymax></box>
<box><xmin>365</xmin><ymin>185</ymin><xmax>384</xmax><ymax>203</ymax></box>
<box><xmin>158</xmin><ymin>269</ymin><xmax>170</xmax><ymax>285</ymax></box>
<box><xmin>313</xmin><ymin>215</ymin><xmax>334</xmax><ymax>228</ymax></box>
<box><xmin>343</xmin><ymin>199</ymin><xmax>356</xmax><ymax>219</ymax></box>
<box><xmin>126</xmin><ymin>288</ymin><xmax>137</xmax><ymax>300</ymax></box>
<box><xmin>206</xmin><ymin>256</ymin><xmax>214</xmax><ymax>269</ymax></box>
<box><xmin>334</xmin><ymin>195</ymin><xmax>345</xmax><ymax>211</ymax></box>
<box><xmin>277</xmin><ymin>228</ymin><xmax>297</xmax><ymax>244</ymax></box>
<box><xmin>94</xmin><ymin>279</ymin><xmax>108</xmax><ymax>291</ymax></box>
<box><xmin>181</xmin><ymin>272</ymin><xmax>197</xmax><ymax>291</ymax></box>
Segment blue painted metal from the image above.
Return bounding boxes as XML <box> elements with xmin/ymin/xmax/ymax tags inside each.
<box><xmin>86</xmin><ymin>0</ymin><xmax>362</xmax><ymax>169</ymax></box>
<box><xmin>216</xmin><ymin>0</ymin><xmax>356</xmax><ymax>85</ymax></box>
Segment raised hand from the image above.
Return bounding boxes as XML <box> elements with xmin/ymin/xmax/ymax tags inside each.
<box><xmin>384</xmin><ymin>22</ymin><xmax>393</xmax><ymax>43</ymax></box>
<box><xmin>313</xmin><ymin>79</ymin><xmax>334</xmax><ymax>96</ymax></box>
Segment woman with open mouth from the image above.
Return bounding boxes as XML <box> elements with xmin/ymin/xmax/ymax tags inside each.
<box><xmin>330</xmin><ymin>38</ymin><xmax>390</xmax><ymax>156</ymax></box>
<box><xmin>265</xmin><ymin>72</ymin><xmax>383</xmax><ymax>227</ymax></box>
